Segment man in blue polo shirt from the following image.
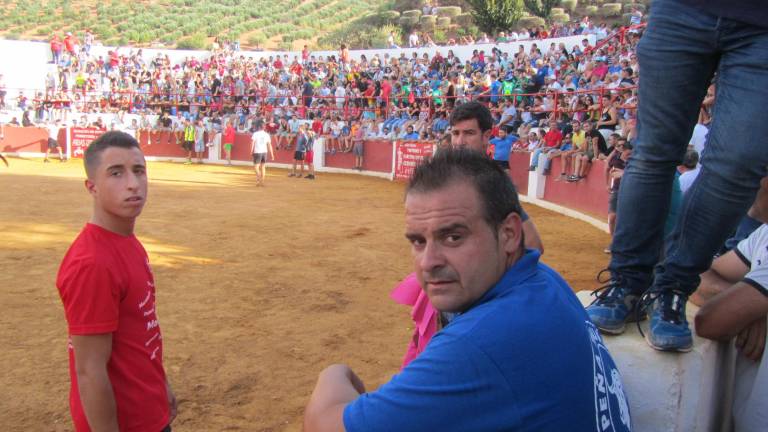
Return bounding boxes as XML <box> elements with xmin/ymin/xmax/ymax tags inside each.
<box><xmin>490</xmin><ymin>126</ymin><xmax>517</xmax><ymax>170</ymax></box>
<box><xmin>304</xmin><ymin>148</ymin><xmax>632</xmax><ymax>432</ymax></box>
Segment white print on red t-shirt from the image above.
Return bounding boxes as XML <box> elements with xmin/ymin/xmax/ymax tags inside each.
<box><xmin>139</xmin><ymin>286</ymin><xmax>162</xmax><ymax>361</ymax></box>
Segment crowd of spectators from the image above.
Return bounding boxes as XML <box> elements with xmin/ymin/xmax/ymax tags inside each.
<box><xmin>3</xmin><ymin>13</ymin><xmax>648</xmax><ymax>172</ymax></box>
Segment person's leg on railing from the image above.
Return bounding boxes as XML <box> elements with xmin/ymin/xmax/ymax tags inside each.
<box><xmin>646</xmin><ymin>21</ymin><xmax>768</xmax><ymax>351</ymax></box>
<box><xmin>587</xmin><ymin>0</ymin><xmax>721</xmax><ymax>341</ymax></box>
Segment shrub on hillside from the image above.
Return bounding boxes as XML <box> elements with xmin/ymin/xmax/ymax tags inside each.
<box><xmin>436</xmin><ymin>6</ymin><xmax>462</xmax><ymax>17</ymax></box>
<box><xmin>176</xmin><ymin>33</ymin><xmax>207</xmax><ymax>50</ymax></box>
<box><xmin>518</xmin><ymin>16</ymin><xmax>545</xmax><ymax>28</ymax></box>
<box><xmin>420</xmin><ymin>21</ymin><xmax>436</xmax><ymax>32</ymax></box>
<box><xmin>584</xmin><ymin>5</ymin><xmax>598</xmax><ymax>15</ymax></box>
<box><xmin>401</xmin><ymin>9</ymin><xmax>422</xmax><ymax>19</ymax></box>
<box><xmin>379</xmin><ymin>10</ymin><xmax>401</xmax><ymax>21</ymax></box>
<box><xmin>560</xmin><ymin>0</ymin><xmax>577</xmax><ymax>12</ymax></box>
<box><xmin>247</xmin><ymin>33</ymin><xmax>266</xmax><ymax>46</ymax></box>
<box><xmin>601</xmin><ymin>3</ymin><xmax>622</xmax><ymax>16</ymax></box>
<box><xmin>623</xmin><ymin>3</ymin><xmax>646</xmax><ymax>13</ymax></box>
<box><xmin>551</xmin><ymin>12</ymin><xmax>569</xmax><ymax>23</ymax></box>
<box><xmin>436</xmin><ymin>17</ymin><xmax>451</xmax><ymax>27</ymax></box>
<box><xmin>454</xmin><ymin>13</ymin><xmax>473</xmax><ymax>26</ymax></box>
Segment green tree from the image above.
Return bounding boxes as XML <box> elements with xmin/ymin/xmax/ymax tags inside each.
<box><xmin>466</xmin><ymin>0</ymin><xmax>524</xmax><ymax>34</ymax></box>
<box><xmin>523</xmin><ymin>0</ymin><xmax>560</xmax><ymax>18</ymax></box>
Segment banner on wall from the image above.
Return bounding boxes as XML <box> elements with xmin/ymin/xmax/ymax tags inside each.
<box><xmin>69</xmin><ymin>127</ymin><xmax>105</xmax><ymax>158</ymax></box>
<box><xmin>393</xmin><ymin>141</ymin><xmax>435</xmax><ymax>181</ymax></box>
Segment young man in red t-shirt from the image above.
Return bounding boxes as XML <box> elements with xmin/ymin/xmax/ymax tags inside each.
<box><xmin>56</xmin><ymin>131</ymin><xmax>176</xmax><ymax>432</ymax></box>
<box><xmin>223</xmin><ymin>120</ymin><xmax>236</xmax><ymax>165</ymax></box>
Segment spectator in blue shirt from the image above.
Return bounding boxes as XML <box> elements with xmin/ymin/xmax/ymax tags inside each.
<box><xmin>402</xmin><ymin>125</ymin><xmax>420</xmax><ymax>140</ymax></box>
<box><xmin>490</xmin><ymin>127</ymin><xmax>517</xmax><ymax>170</ymax></box>
<box><xmin>303</xmin><ymin>149</ymin><xmax>631</xmax><ymax>432</ymax></box>
<box><xmin>431</xmin><ymin>112</ymin><xmax>449</xmax><ymax>135</ymax></box>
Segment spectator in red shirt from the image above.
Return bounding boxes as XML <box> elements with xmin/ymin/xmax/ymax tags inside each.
<box><xmin>63</xmin><ymin>32</ymin><xmax>77</xmax><ymax>55</ymax></box>
<box><xmin>529</xmin><ymin>120</ymin><xmax>564</xmax><ymax>174</ymax></box>
<box><xmin>50</xmin><ymin>34</ymin><xmax>63</xmax><ymax>64</ymax></box>
<box><xmin>56</xmin><ymin>132</ymin><xmax>177</xmax><ymax>432</ymax></box>
<box><xmin>223</xmin><ymin>120</ymin><xmax>236</xmax><ymax>165</ymax></box>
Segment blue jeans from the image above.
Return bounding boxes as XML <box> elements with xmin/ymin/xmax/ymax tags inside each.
<box><xmin>610</xmin><ymin>0</ymin><xmax>768</xmax><ymax>295</ymax></box>
<box><xmin>530</xmin><ymin>148</ymin><xmax>555</xmax><ymax>170</ymax></box>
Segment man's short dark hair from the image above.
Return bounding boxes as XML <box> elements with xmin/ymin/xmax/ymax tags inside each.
<box><xmin>84</xmin><ymin>131</ymin><xmax>140</xmax><ymax>178</ymax></box>
<box><xmin>682</xmin><ymin>149</ymin><xmax>699</xmax><ymax>169</ymax></box>
<box><xmin>449</xmin><ymin>101</ymin><xmax>493</xmax><ymax>133</ymax></box>
<box><xmin>407</xmin><ymin>148</ymin><xmax>522</xmax><ymax>235</ymax></box>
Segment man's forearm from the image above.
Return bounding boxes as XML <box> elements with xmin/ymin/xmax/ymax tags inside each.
<box><xmin>77</xmin><ymin>369</ymin><xmax>119</xmax><ymax>432</ymax></box>
<box><xmin>692</xmin><ymin>269</ymin><xmax>736</xmax><ymax>306</ymax></box>
<box><xmin>304</xmin><ymin>364</ymin><xmax>364</xmax><ymax>432</ymax></box>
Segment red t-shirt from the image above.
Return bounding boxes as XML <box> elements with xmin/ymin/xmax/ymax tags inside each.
<box><xmin>223</xmin><ymin>126</ymin><xmax>236</xmax><ymax>144</ymax></box>
<box><xmin>264</xmin><ymin>121</ymin><xmax>279</xmax><ymax>134</ymax></box>
<box><xmin>311</xmin><ymin>119</ymin><xmax>323</xmax><ymax>134</ymax></box>
<box><xmin>543</xmin><ymin>129</ymin><xmax>563</xmax><ymax>148</ymax></box>
<box><xmin>64</xmin><ymin>36</ymin><xmax>76</xmax><ymax>53</ymax></box>
<box><xmin>56</xmin><ymin>224</ymin><xmax>168</xmax><ymax>432</ymax></box>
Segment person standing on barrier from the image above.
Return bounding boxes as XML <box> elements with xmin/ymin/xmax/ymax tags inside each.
<box><xmin>586</xmin><ymin>1</ymin><xmax>768</xmax><ymax>352</ymax></box>
<box><xmin>56</xmin><ymin>131</ymin><xmax>176</xmax><ymax>432</ymax></box>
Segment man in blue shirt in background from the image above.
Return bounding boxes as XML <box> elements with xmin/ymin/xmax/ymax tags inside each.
<box><xmin>490</xmin><ymin>126</ymin><xmax>517</xmax><ymax>170</ymax></box>
<box><xmin>304</xmin><ymin>148</ymin><xmax>632</xmax><ymax>432</ymax></box>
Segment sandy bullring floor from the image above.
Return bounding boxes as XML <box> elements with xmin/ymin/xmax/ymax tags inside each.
<box><xmin>0</xmin><ymin>157</ymin><xmax>610</xmax><ymax>431</ymax></box>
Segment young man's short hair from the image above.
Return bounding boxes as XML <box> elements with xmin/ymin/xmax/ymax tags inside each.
<box><xmin>407</xmin><ymin>147</ymin><xmax>523</xmax><ymax>235</ymax></box>
<box><xmin>448</xmin><ymin>101</ymin><xmax>493</xmax><ymax>133</ymax></box>
<box><xmin>84</xmin><ymin>131</ymin><xmax>140</xmax><ymax>178</ymax></box>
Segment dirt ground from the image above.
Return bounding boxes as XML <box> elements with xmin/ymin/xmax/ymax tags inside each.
<box><xmin>0</xmin><ymin>156</ymin><xmax>611</xmax><ymax>431</ymax></box>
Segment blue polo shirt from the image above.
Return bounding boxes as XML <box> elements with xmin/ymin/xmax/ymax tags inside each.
<box><xmin>344</xmin><ymin>250</ymin><xmax>632</xmax><ymax>432</ymax></box>
<box><xmin>490</xmin><ymin>135</ymin><xmax>517</xmax><ymax>162</ymax></box>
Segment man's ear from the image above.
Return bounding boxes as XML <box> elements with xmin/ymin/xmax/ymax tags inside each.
<box><xmin>499</xmin><ymin>212</ymin><xmax>523</xmax><ymax>255</ymax></box>
<box><xmin>482</xmin><ymin>129</ymin><xmax>493</xmax><ymax>146</ymax></box>
<box><xmin>85</xmin><ymin>178</ymin><xmax>96</xmax><ymax>197</ymax></box>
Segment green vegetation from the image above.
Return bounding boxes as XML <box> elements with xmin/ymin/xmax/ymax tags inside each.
<box><xmin>466</xmin><ymin>0</ymin><xmax>525</xmax><ymax>34</ymax></box>
<box><xmin>523</xmin><ymin>0</ymin><xmax>560</xmax><ymax>18</ymax></box>
<box><xmin>0</xmin><ymin>0</ymin><xmax>635</xmax><ymax>50</ymax></box>
<box><xmin>0</xmin><ymin>0</ymin><xmax>389</xmax><ymax>50</ymax></box>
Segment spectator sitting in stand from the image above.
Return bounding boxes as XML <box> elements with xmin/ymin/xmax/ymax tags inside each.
<box><xmin>678</xmin><ymin>149</ymin><xmax>700</xmax><ymax>195</ymax></box>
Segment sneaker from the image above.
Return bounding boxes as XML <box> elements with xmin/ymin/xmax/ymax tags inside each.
<box><xmin>44</xmin><ymin>159</ymin><xmax>50</xmax><ymax>163</ymax></box>
<box><xmin>603</xmin><ymin>245</ymin><xmax>611</xmax><ymax>254</ymax></box>
<box><xmin>305</xmin><ymin>174</ymin><xmax>315</xmax><ymax>179</ymax></box>
<box><xmin>641</xmin><ymin>289</ymin><xmax>693</xmax><ymax>352</ymax></box>
<box><xmin>567</xmin><ymin>175</ymin><xmax>578</xmax><ymax>182</ymax></box>
<box><xmin>528</xmin><ymin>166</ymin><xmax>536</xmax><ymax>171</ymax></box>
<box><xmin>586</xmin><ymin>271</ymin><xmax>645</xmax><ymax>335</ymax></box>
<box><xmin>288</xmin><ymin>173</ymin><xmax>295</xmax><ymax>177</ymax></box>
